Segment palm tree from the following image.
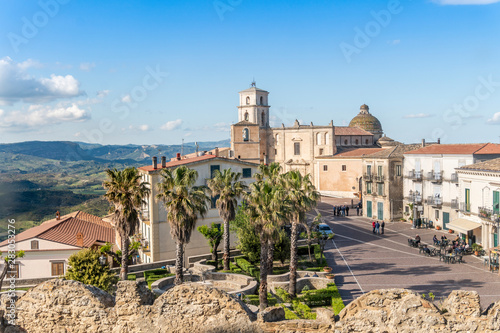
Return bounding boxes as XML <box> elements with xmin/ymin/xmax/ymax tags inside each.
<box><xmin>103</xmin><ymin>168</ymin><xmax>150</xmax><ymax>281</ymax></box>
<box><xmin>245</xmin><ymin>180</ymin><xmax>285</xmax><ymax>312</ymax></box>
<box><xmin>156</xmin><ymin>166</ymin><xmax>209</xmax><ymax>285</ymax></box>
<box><xmin>284</xmin><ymin>170</ymin><xmax>319</xmax><ymax>298</ymax></box>
<box><xmin>255</xmin><ymin>162</ymin><xmax>283</xmax><ymax>273</ymax></box>
<box><xmin>207</xmin><ymin>168</ymin><xmax>247</xmax><ymax>271</ymax></box>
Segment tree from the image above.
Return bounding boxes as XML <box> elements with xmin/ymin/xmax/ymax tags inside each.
<box><xmin>99</xmin><ymin>241</ymin><xmax>141</xmax><ymax>266</ymax></box>
<box><xmin>301</xmin><ymin>214</ymin><xmax>321</xmax><ymax>262</ymax></box>
<box><xmin>245</xmin><ymin>180</ymin><xmax>285</xmax><ymax>312</ymax></box>
<box><xmin>103</xmin><ymin>167</ymin><xmax>150</xmax><ymax>280</ymax></box>
<box><xmin>231</xmin><ymin>203</ymin><xmax>261</xmax><ymax>263</ymax></box>
<box><xmin>197</xmin><ymin>223</ymin><xmax>223</xmax><ymax>269</ymax></box>
<box><xmin>157</xmin><ymin>166</ymin><xmax>209</xmax><ymax>285</ymax></box>
<box><xmin>273</xmin><ymin>230</ymin><xmax>291</xmax><ymax>266</ymax></box>
<box><xmin>207</xmin><ymin>168</ymin><xmax>247</xmax><ymax>271</ymax></box>
<box><xmin>0</xmin><ymin>250</ymin><xmax>25</xmax><ymax>288</ymax></box>
<box><xmin>284</xmin><ymin>170</ymin><xmax>319</xmax><ymax>298</ymax></box>
<box><xmin>65</xmin><ymin>248</ymin><xmax>118</xmax><ymax>292</ymax></box>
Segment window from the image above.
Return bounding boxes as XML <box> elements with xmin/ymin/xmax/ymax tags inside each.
<box><xmin>396</xmin><ymin>165</ymin><xmax>402</xmax><ymax>177</ymax></box>
<box><xmin>435</xmin><ymin>210</ymin><xmax>440</xmax><ymax>220</ymax></box>
<box><xmin>325</xmin><ymin>133</ymin><xmax>329</xmax><ymax>143</ymax></box>
<box><xmin>344</xmin><ymin>139</ymin><xmax>348</xmax><ymax>145</ymax></box>
<box><xmin>211</xmin><ymin>194</ymin><xmax>220</xmax><ymax>209</ymax></box>
<box><xmin>367</xmin><ymin>182</ymin><xmax>372</xmax><ymax>194</ymax></box>
<box><xmin>405</xmin><ymin>206</ymin><xmax>409</xmax><ymax>214</ymax></box>
<box><xmin>365</xmin><ymin>139</ymin><xmax>369</xmax><ymax>145</ymax></box>
<box><xmin>210</xmin><ymin>165</ymin><xmax>220</xmax><ymax>178</ymax></box>
<box><xmin>244</xmin><ymin>112</ymin><xmax>249</xmax><ymax>121</ymax></box>
<box><xmin>261</xmin><ymin>111</ymin><xmax>266</xmax><ymax>125</ymax></box>
<box><xmin>377</xmin><ymin>202</ymin><xmax>384</xmax><ymax>220</ymax></box>
<box><xmin>377</xmin><ymin>165</ymin><xmax>383</xmax><ymax>176</ymax></box>
<box><xmin>323</xmin><ymin>165</ymin><xmax>328</xmax><ymax>171</ymax></box>
<box><xmin>294</xmin><ymin>142</ymin><xmax>300</xmax><ymax>155</ymax></box>
<box><xmin>342</xmin><ymin>165</ymin><xmax>347</xmax><ymax>171</ymax></box>
<box><xmin>465</xmin><ymin>188</ymin><xmax>471</xmax><ymax>212</ymax></box>
<box><xmin>377</xmin><ymin>183</ymin><xmax>384</xmax><ymax>196</ymax></box>
<box><xmin>10</xmin><ymin>263</ymin><xmax>19</xmax><ymax>278</ymax></box>
<box><xmin>274</xmin><ymin>149</ymin><xmax>277</xmax><ymax>155</ymax></box>
<box><xmin>494</xmin><ymin>191</ymin><xmax>499</xmax><ymax>214</ymax></box>
<box><xmin>355</xmin><ymin>139</ymin><xmax>359</xmax><ymax>145</ymax></box>
<box><xmin>246</xmin><ymin>96</ymin><xmax>250</xmax><ymax>105</ymax></box>
<box><xmin>51</xmin><ymin>262</ymin><xmax>65</xmax><ymax>276</ymax></box>
<box><xmin>316</xmin><ymin>133</ymin><xmax>322</xmax><ymax>145</ymax></box>
<box><xmin>275</xmin><ymin>133</ymin><xmax>280</xmax><ymax>143</ymax></box>
<box><xmin>260</xmin><ymin>96</ymin><xmax>263</xmax><ymax>105</ymax></box>
<box><xmin>367</xmin><ymin>165</ymin><xmax>372</xmax><ymax>175</ymax></box>
<box><xmin>242</xmin><ymin>168</ymin><xmax>252</xmax><ymax>178</ymax></box>
<box><xmin>242</xmin><ymin>128</ymin><xmax>249</xmax><ymax>141</ymax></box>
<box><xmin>31</xmin><ymin>240</ymin><xmax>39</xmax><ymax>250</ymax></box>
<box><xmin>367</xmin><ymin>201</ymin><xmax>372</xmax><ymax>217</ymax></box>
<box><xmin>319</xmin><ymin>148</ymin><xmax>324</xmax><ymax>155</ymax></box>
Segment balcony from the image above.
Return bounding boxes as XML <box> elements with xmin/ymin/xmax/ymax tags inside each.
<box><xmin>479</xmin><ymin>207</ymin><xmax>493</xmax><ymax>220</ymax></box>
<box><xmin>427</xmin><ymin>196</ymin><xmax>442</xmax><ymax>207</ymax></box>
<box><xmin>375</xmin><ymin>174</ymin><xmax>385</xmax><ymax>182</ymax></box>
<box><xmin>140</xmin><ymin>210</ymin><xmax>150</xmax><ymax>221</ymax></box>
<box><xmin>449</xmin><ymin>173</ymin><xmax>459</xmax><ymax>183</ymax></box>
<box><xmin>459</xmin><ymin>202</ymin><xmax>471</xmax><ymax>214</ymax></box>
<box><xmin>364</xmin><ymin>173</ymin><xmax>373</xmax><ymax>182</ymax></box>
<box><xmin>407</xmin><ymin>170</ymin><xmax>423</xmax><ymax>181</ymax></box>
<box><xmin>426</xmin><ymin>171</ymin><xmax>443</xmax><ymax>183</ymax></box>
<box><xmin>451</xmin><ymin>199</ymin><xmax>459</xmax><ymax>209</ymax></box>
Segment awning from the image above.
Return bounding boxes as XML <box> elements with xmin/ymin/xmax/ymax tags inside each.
<box><xmin>446</xmin><ymin>218</ymin><xmax>482</xmax><ymax>234</ymax></box>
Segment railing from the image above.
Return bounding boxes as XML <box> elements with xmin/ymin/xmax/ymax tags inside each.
<box><xmin>427</xmin><ymin>196</ymin><xmax>442</xmax><ymax>206</ymax></box>
<box><xmin>407</xmin><ymin>170</ymin><xmax>422</xmax><ymax>181</ymax></box>
<box><xmin>364</xmin><ymin>173</ymin><xmax>373</xmax><ymax>181</ymax></box>
<box><xmin>450</xmin><ymin>173</ymin><xmax>458</xmax><ymax>183</ymax></box>
<box><xmin>479</xmin><ymin>206</ymin><xmax>493</xmax><ymax>220</ymax></box>
<box><xmin>375</xmin><ymin>174</ymin><xmax>385</xmax><ymax>182</ymax></box>
<box><xmin>451</xmin><ymin>199</ymin><xmax>459</xmax><ymax>209</ymax></box>
<box><xmin>427</xmin><ymin>171</ymin><xmax>443</xmax><ymax>182</ymax></box>
<box><xmin>459</xmin><ymin>202</ymin><xmax>470</xmax><ymax>213</ymax></box>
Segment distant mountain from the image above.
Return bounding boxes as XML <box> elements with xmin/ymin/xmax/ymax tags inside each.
<box><xmin>0</xmin><ymin>139</ymin><xmax>231</xmax><ymax>164</ymax></box>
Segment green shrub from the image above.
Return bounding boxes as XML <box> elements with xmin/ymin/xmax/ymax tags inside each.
<box><xmin>244</xmin><ymin>293</ymin><xmax>277</xmax><ymax>306</ymax></box>
<box><xmin>146</xmin><ymin>272</ymin><xmax>174</xmax><ymax>289</ymax></box>
<box><xmin>298</xmin><ymin>283</ymin><xmax>341</xmax><ymax>307</ymax></box>
<box><xmin>127</xmin><ymin>274</ymin><xmax>136</xmax><ymax>281</ymax></box>
<box><xmin>331</xmin><ymin>297</ymin><xmax>345</xmax><ymax>315</ymax></box>
<box><xmin>232</xmin><ymin>268</ymin><xmax>242</xmax><ymax>273</ymax></box>
<box><xmin>275</xmin><ymin>287</ymin><xmax>292</xmax><ymax>303</ymax></box>
<box><xmin>236</xmin><ymin>258</ymin><xmax>256</xmax><ymax>273</ymax></box>
<box><xmin>143</xmin><ymin>268</ymin><xmax>170</xmax><ymax>281</ymax></box>
<box><xmin>279</xmin><ymin>304</ymin><xmax>299</xmax><ymax>320</ymax></box>
<box><xmin>304</xmin><ymin>267</ymin><xmax>322</xmax><ymax>272</ymax></box>
<box><xmin>292</xmin><ymin>300</ymin><xmax>316</xmax><ymax>320</ymax></box>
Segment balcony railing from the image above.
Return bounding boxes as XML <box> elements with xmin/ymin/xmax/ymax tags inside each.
<box><xmin>364</xmin><ymin>173</ymin><xmax>373</xmax><ymax>182</ymax></box>
<box><xmin>459</xmin><ymin>202</ymin><xmax>471</xmax><ymax>213</ymax></box>
<box><xmin>426</xmin><ymin>171</ymin><xmax>443</xmax><ymax>183</ymax></box>
<box><xmin>375</xmin><ymin>174</ymin><xmax>385</xmax><ymax>182</ymax></box>
<box><xmin>479</xmin><ymin>206</ymin><xmax>493</xmax><ymax>220</ymax></box>
<box><xmin>407</xmin><ymin>170</ymin><xmax>423</xmax><ymax>181</ymax></box>
<box><xmin>427</xmin><ymin>196</ymin><xmax>442</xmax><ymax>207</ymax></box>
<box><xmin>451</xmin><ymin>199</ymin><xmax>459</xmax><ymax>209</ymax></box>
<box><xmin>449</xmin><ymin>173</ymin><xmax>459</xmax><ymax>183</ymax></box>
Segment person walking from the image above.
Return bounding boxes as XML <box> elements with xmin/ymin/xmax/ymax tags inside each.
<box><xmin>372</xmin><ymin>221</ymin><xmax>376</xmax><ymax>234</ymax></box>
<box><xmin>381</xmin><ymin>221</ymin><xmax>385</xmax><ymax>234</ymax></box>
<box><xmin>356</xmin><ymin>205</ymin><xmax>360</xmax><ymax>216</ymax></box>
<box><xmin>346</xmin><ymin>206</ymin><xmax>350</xmax><ymax>216</ymax></box>
<box><xmin>333</xmin><ymin>205</ymin><xmax>336</xmax><ymax>216</ymax></box>
<box><xmin>375</xmin><ymin>221</ymin><xmax>380</xmax><ymax>235</ymax></box>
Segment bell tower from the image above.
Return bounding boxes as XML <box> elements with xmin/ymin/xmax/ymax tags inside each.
<box><xmin>231</xmin><ymin>82</ymin><xmax>270</xmax><ymax>164</ymax></box>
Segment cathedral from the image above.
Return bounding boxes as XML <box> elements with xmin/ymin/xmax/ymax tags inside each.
<box><xmin>230</xmin><ymin>83</ymin><xmax>385</xmax><ymax>195</ymax></box>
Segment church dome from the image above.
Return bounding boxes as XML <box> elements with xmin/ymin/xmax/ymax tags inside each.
<box><xmin>349</xmin><ymin>104</ymin><xmax>383</xmax><ymax>134</ymax></box>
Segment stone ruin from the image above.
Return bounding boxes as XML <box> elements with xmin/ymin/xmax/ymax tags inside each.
<box><xmin>0</xmin><ymin>279</ymin><xmax>499</xmax><ymax>332</ymax></box>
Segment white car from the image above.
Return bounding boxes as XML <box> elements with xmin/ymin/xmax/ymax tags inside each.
<box><xmin>318</xmin><ymin>223</ymin><xmax>333</xmax><ymax>236</ymax></box>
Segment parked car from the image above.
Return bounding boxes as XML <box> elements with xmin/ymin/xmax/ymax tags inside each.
<box><xmin>318</xmin><ymin>223</ymin><xmax>333</xmax><ymax>236</ymax></box>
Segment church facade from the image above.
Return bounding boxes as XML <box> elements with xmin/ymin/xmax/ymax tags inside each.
<box><xmin>230</xmin><ymin>83</ymin><xmax>385</xmax><ymax>197</ymax></box>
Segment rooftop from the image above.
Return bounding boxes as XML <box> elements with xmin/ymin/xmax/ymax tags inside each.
<box><xmin>331</xmin><ymin>147</ymin><xmax>387</xmax><ymax>158</ymax></box>
<box><xmin>458</xmin><ymin>157</ymin><xmax>500</xmax><ymax>172</ymax></box>
<box><xmin>0</xmin><ymin>211</ymin><xmax>114</xmax><ymax>248</ymax></box>
<box><xmin>404</xmin><ymin>143</ymin><xmax>488</xmax><ymax>155</ymax></box>
<box><xmin>139</xmin><ymin>154</ymin><xmax>259</xmax><ymax>173</ymax></box>
<box><xmin>334</xmin><ymin>126</ymin><xmax>373</xmax><ymax>136</ymax></box>
<box><xmin>475</xmin><ymin>143</ymin><xmax>500</xmax><ymax>155</ymax></box>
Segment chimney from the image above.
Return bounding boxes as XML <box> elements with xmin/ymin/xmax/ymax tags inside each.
<box><xmin>76</xmin><ymin>232</ymin><xmax>84</xmax><ymax>247</ymax></box>
<box><xmin>161</xmin><ymin>156</ymin><xmax>166</xmax><ymax>168</ymax></box>
<box><xmin>176</xmin><ymin>153</ymin><xmax>181</xmax><ymax>160</ymax></box>
<box><xmin>152</xmin><ymin>156</ymin><xmax>158</xmax><ymax>169</ymax></box>
<box><xmin>437</xmin><ymin>138</ymin><xmax>441</xmax><ymax>144</ymax></box>
<box><xmin>56</xmin><ymin>211</ymin><xmax>60</xmax><ymax>220</ymax></box>
<box><xmin>422</xmin><ymin>139</ymin><xmax>426</xmax><ymax>147</ymax></box>
<box><xmin>215</xmin><ymin>147</ymin><xmax>219</xmax><ymax>157</ymax></box>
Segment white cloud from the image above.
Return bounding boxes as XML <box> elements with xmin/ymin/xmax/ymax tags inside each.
<box><xmin>0</xmin><ymin>103</ymin><xmax>89</xmax><ymax>128</ymax></box>
<box><xmin>403</xmin><ymin>113</ymin><xmax>434</xmax><ymax>119</ymax></box>
<box><xmin>433</xmin><ymin>0</ymin><xmax>500</xmax><ymax>4</ymax></box>
<box><xmin>0</xmin><ymin>57</ymin><xmax>83</xmax><ymax>104</ymax></box>
<box><xmin>122</xmin><ymin>94</ymin><xmax>132</xmax><ymax>103</ymax></box>
<box><xmin>161</xmin><ymin>119</ymin><xmax>183</xmax><ymax>131</ymax></box>
<box><xmin>487</xmin><ymin>112</ymin><xmax>500</xmax><ymax>124</ymax></box>
<box><xmin>96</xmin><ymin>90</ymin><xmax>110</xmax><ymax>99</ymax></box>
<box><xmin>138</xmin><ymin>124</ymin><xmax>150</xmax><ymax>131</ymax></box>
<box><xmin>17</xmin><ymin>59</ymin><xmax>43</xmax><ymax>70</ymax></box>
<box><xmin>79</xmin><ymin>62</ymin><xmax>96</xmax><ymax>72</ymax></box>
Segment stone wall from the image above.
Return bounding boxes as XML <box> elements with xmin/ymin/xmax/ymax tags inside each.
<box><xmin>2</xmin><ymin>280</ymin><xmax>500</xmax><ymax>332</ymax></box>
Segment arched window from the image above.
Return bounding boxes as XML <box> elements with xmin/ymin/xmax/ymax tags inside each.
<box><xmin>275</xmin><ymin>133</ymin><xmax>280</xmax><ymax>144</ymax></box>
<box><xmin>246</xmin><ymin>96</ymin><xmax>250</xmax><ymax>105</ymax></box>
<box><xmin>260</xmin><ymin>96</ymin><xmax>264</xmax><ymax>105</ymax></box>
<box><xmin>316</xmin><ymin>133</ymin><xmax>322</xmax><ymax>145</ymax></box>
<box><xmin>325</xmin><ymin>133</ymin><xmax>329</xmax><ymax>144</ymax></box>
<box><xmin>243</xmin><ymin>128</ymin><xmax>249</xmax><ymax>141</ymax></box>
<box><xmin>261</xmin><ymin>111</ymin><xmax>266</xmax><ymax>125</ymax></box>
<box><xmin>244</xmin><ymin>112</ymin><xmax>249</xmax><ymax>121</ymax></box>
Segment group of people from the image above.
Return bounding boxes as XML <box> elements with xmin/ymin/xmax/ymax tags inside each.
<box><xmin>333</xmin><ymin>205</ymin><xmax>349</xmax><ymax>217</ymax></box>
<box><xmin>372</xmin><ymin>220</ymin><xmax>385</xmax><ymax>235</ymax></box>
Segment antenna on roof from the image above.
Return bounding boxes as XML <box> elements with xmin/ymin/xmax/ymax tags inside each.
<box><xmin>195</xmin><ymin>141</ymin><xmax>199</xmax><ymax>154</ymax></box>
<box><xmin>251</xmin><ymin>79</ymin><xmax>256</xmax><ymax>87</ymax></box>
<box><xmin>181</xmin><ymin>138</ymin><xmax>184</xmax><ymax>156</ymax></box>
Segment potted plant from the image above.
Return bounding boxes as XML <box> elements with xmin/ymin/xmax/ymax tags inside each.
<box><xmin>448</xmin><ymin>229</ymin><xmax>454</xmax><ymax>234</ymax></box>
<box><xmin>325</xmin><ymin>273</ymin><xmax>335</xmax><ymax>280</ymax></box>
<box><xmin>471</xmin><ymin>243</ymin><xmax>483</xmax><ymax>256</ymax></box>
<box><xmin>435</xmin><ymin>225</ymin><xmax>441</xmax><ymax>230</ymax></box>
<box><xmin>323</xmin><ymin>266</ymin><xmax>332</xmax><ymax>273</ymax></box>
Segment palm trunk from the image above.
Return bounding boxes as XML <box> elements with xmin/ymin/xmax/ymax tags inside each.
<box><xmin>306</xmin><ymin>228</ymin><xmax>312</xmax><ymax>262</ymax></box>
<box><xmin>223</xmin><ymin>219</ymin><xmax>230</xmax><ymax>271</ymax></box>
<box><xmin>267</xmin><ymin>238</ymin><xmax>274</xmax><ymax>274</ymax></box>
<box><xmin>259</xmin><ymin>238</ymin><xmax>269</xmax><ymax>312</ymax></box>
<box><xmin>212</xmin><ymin>246</ymin><xmax>218</xmax><ymax>270</ymax></box>
<box><xmin>289</xmin><ymin>221</ymin><xmax>299</xmax><ymax>298</ymax></box>
<box><xmin>175</xmin><ymin>241</ymin><xmax>184</xmax><ymax>285</ymax></box>
<box><xmin>0</xmin><ymin>263</ymin><xmax>9</xmax><ymax>288</ymax></box>
<box><xmin>120</xmin><ymin>236</ymin><xmax>129</xmax><ymax>280</ymax></box>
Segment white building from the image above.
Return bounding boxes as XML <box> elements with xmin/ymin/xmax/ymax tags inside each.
<box><xmin>453</xmin><ymin>158</ymin><xmax>500</xmax><ymax>249</ymax></box>
<box><xmin>0</xmin><ymin>211</ymin><xmax>115</xmax><ymax>280</ymax></box>
<box><xmin>137</xmin><ymin>153</ymin><xmax>259</xmax><ymax>264</ymax></box>
<box><xmin>403</xmin><ymin>143</ymin><xmax>500</xmax><ymax>232</ymax></box>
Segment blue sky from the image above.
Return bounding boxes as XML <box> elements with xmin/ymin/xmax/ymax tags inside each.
<box><xmin>0</xmin><ymin>0</ymin><xmax>499</xmax><ymax>145</ymax></box>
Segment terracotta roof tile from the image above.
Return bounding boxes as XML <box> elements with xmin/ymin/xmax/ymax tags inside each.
<box><xmin>0</xmin><ymin>211</ymin><xmax>114</xmax><ymax>247</ymax></box>
<box><xmin>475</xmin><ymin>143</ymin><xmax>500</xmax><ymax>155</ymax></box>
<box><xmin>404</xmin><ymin>144</ymin><xmax>488</xmax><ymax>155</ymax></box>
<box><xmin>138</xmin><ymin>154</ymin><xmax>217</xmax><ymax>172</ymax></box>
<box><xmin>458</xmin><ymin>157</ymin><xmax>500</xmax><ymax>172</ymax></box>
<box><xmin>333</xmin><ymin>148</ymin><xmax>387</xmax><ymax>158</ymax></box>
<box><xmin>334</xmin><ymin>127</ymin><xmax>373</xmax><ymax>136</ymax></box>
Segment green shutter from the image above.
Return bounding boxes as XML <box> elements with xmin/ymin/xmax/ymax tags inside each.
<box><xmin>377</xmin><ymin>202</ymin><xmax>384</xmax><ymax>220</ymax></box>
<box><xmin>367</xmin><ymin>201</ymin><xmax>372</xmax><ymax>218</ymax></box>
<box><xmin>493</xmin><ymin>191</ymin><xmax>499</xmax><ymax>215</ymax></box>
<box><xmin>443</xmin><ymin>212</ymin><xmax>449</xmax><ymax>230</ymax></box>
<box><xmin>465</xmin><ymin>189</ymin><xmax>471</xmax><ymax>212</ymax></box>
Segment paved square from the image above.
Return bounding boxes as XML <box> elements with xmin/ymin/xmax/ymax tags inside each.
<box><xmin>313</xmin><ymin>200</ymin><xmax>500</xmax><ymax>309</ymax></box>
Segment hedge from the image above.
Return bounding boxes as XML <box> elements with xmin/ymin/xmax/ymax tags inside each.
<box><xmin>331</xmin><ymin>296</ymin><xmax>345</xmax><ymax>315</ymax></box>
<box><xmin>244</xmin><ymin>293</ymin><xmax>277</xmax><ymax>306</ymax></box>
<box><xmin>298</xmin><ymin>283</ymin><xmax>342</xmax><ymax>307</ymax></box>
<box><xmin>127</xmin><ymin>274</ymin><xmax>136</xmax><ymax>281</ymax></box>
<box><xmin>275</xmin><ymin>287</ymin><xmax>292</xmax><ymax>303</ymax></box>
<box><xmin>143</xmin><ymin>268</ymin><xmax>170</xmax><ymax>281</ymax></box>
<box><xmin>279</xmin><ymin>304</ymin><xmax>300</xmax><ymax>320</ymax></box>
<box><xmin>146</xmin><ymin>272</ymin><xmax>174</xmax><ymax>289</ymax></box>
<box><xmin>292</xmin><ymin>300</ymin><xmax>316</xmax><ymax>320</ymax></box>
